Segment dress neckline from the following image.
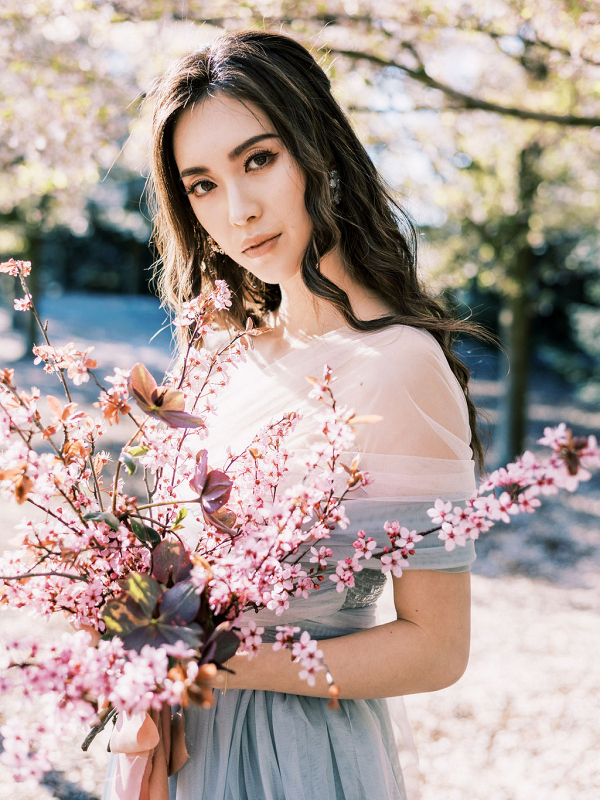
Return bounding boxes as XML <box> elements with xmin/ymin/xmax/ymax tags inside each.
<box><xmin>246</xmin><ymin>325</ymin><xmax>354</xmax><ymax>370</ymax></box>
<box><xmin>246</xmin><ymin>323</ymin><xmax>406</xmax><ymax>371</ymax></box>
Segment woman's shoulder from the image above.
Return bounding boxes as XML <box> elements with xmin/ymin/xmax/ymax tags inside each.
<box><xmin>349</xmin><ymin>323</ymin><xmax>449</xmax><ymax>375</ymax></box>
<box><xmin>346</xmin><ymin>324</ymin><xmax>470</xmax><ymax>435</ymax></box>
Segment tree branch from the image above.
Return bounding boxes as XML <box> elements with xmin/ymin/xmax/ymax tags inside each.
<box><xmin>329</xmin><ymin>48</ymin><xmax>600</xmax><ymax>127</ymax></box>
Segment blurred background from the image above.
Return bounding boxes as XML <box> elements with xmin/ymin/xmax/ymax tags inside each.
<box><xmin>1</xmin><ymin>2</ymin><xmax>599</xmax><ymax>799</ymax></box>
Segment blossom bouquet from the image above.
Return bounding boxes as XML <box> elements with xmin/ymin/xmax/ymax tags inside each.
<box><xmin>1</xmin><ymin>256</ymin><xmax>599</xmax><ymax>787</ymax></box>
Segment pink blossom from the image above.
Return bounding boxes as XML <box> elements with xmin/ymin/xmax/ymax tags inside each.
<box><xmin>291</xmin><ymin>631</ymin><xmax>325</xmax><ymax>686</ymax></box>
<box><xmin>13</xmin><ymin>294</ymin><xmax>32</xmax><ymax>311</ymax></box>
<box><xmin>427</xmin><ymin>499</ymin><xmax>453</xmax><ymax>524</ymax></box>
<box><xmin>239</xmin><ymin>620</ymin><xmax>265</xmax><ymax>659</ymax></box>
<box><xmin>329</xmin><ymin>557</ymin><xmax>363</xmax><ymax>591</ymax></box>
<box><xmin>352</xmin><ymin>530</ymin><xmax>377</xmax><ymax>559</ymax></box>
<box><xmin>273</xmin><ymin>625</ymin><xmax>301</xmax><ymax>651</ymax></box>
<box><xmin>0</xmin><ymin>258</ymin><xmax>31</xmax><ymax>277</ymax></box>
<box><xmin>538</xmin><ymin>423</ymin><xmax>569</xmax><ymax>450</ymax></box>
<box><xmin>439</xmin><ymin>523</ymin><xmax>469</xmax><ymax>551</ymax></box>
<box><xmin>310</xmin><ymin>545</ymin><xmax>333</xmax><ymax>568</ymax></box>
<box><xmin>380</xmin><ymin>550</ymin><xmax>405</xmax><ymax>577</ymax></box>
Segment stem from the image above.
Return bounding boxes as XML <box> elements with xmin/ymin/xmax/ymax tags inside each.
<box><xmin>19</xmin><ymin>273</ymin><xmax>72</xmax><ymax>403</ymax></box>
<box><xmin>143</xmin><ymin>468</ymin><xmax>154</xmax><ymax>514</ymax></box>
<box><xmin>136</xmin><ymin>498</ymin><xmax>198</xmax><ymax>511</ymax></box>
<box><xmin>81</xmin><ymin>706</ymin><xmax>117</xmax><ymax>751</ymax></box>
<box><xmin>176</xmin><ymin>317</ymin><xmax>201</xmax><ymax>390</ymax></box>
<box><xmin>88</xmin><ymin>452</ymin><xmax>104</xmax><ymax>512</ymax></box>
<box><xmin>25</xmin><ymin>499</ymin><xmax>89</xmax><ymax>538</ymax></box>
<box><xmin>0</xmin><ymin>571</ymin><xmax>89</xmax><ymax>582</ymax></box>
<box><xmin>111</xmin><ymin>419</ymin><xmax>148</xmax><ymax>514</ymax></box>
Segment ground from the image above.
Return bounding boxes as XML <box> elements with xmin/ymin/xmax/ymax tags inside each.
<box><xmin>0</xmin><ymin>294</ymin><xmax>598</xmax><ymax>799</ymax></box>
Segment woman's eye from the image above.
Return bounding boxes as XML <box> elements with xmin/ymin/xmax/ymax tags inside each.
<box><xmin>245</xmin><ymin>150</ymin><xmax>276</xmax><ymax>171</ymax></box>
<box><xmin>187</xmin><ymin>179</ymin><xmax>215</xmax><ymax>197</ymax></box>
<box><xmin>184</xmin><ymin>151</ymin><xmax>276</xmax><ymax>197</ymax></box>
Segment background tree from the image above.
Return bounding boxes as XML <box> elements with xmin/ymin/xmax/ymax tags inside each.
<box><xmin>2</xmin><ymin>0</ymin><xmax>600</xmax><ymax>462</ymax></box>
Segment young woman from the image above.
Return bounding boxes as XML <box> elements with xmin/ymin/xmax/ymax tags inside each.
<box><xmin>105</xmin><ymin>29</ymin><xmax>483</xmax><ymax>800</ymax></box>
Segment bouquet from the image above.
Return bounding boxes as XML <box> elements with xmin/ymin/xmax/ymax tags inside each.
<box><xmin>1</xmin><ymin>256</ymin><xmax>598</xmax><ymax>786</ymax></box>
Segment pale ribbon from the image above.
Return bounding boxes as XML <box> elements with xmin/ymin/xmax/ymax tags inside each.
<box><xmin>108</xmin><ymin>706</ymin><xmax>189</xmax><ymax>800</ymax></box>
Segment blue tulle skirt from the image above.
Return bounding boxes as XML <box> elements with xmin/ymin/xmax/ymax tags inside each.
<box><xmin>170</xmin><ymin>687</ymin><xmax>406</xmax><ymax>800</ymax></box>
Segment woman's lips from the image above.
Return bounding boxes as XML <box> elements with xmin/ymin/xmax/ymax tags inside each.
<box><xmin>243</xmin><ymin>234</ymin><xmax>281</xmax><ymax>258</ymax></box>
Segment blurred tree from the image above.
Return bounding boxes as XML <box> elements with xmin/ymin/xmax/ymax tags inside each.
<box><xmin>2</xmin><ymin>1</ymin><xmax>600</xmax><ymax>460</ymax></box>
<box><xmin>118</xmin><ymin>0</ymin><xmax>600</xmax><ymax>458</ymax></box>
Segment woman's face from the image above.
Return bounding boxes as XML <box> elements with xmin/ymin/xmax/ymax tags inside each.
<box><xmin>173</xmin><ymin>94</ymin><xmax>313</xmax><ymax>285</ymax></box>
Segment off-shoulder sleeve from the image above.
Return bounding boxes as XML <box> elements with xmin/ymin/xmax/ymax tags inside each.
<box><xmin>329</xmin><ymin>326</ymin><xmax>477</xmax><ymax>572</ymax></box>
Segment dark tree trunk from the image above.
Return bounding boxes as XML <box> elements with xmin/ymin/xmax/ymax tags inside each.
<box><xmin>496</xmin><ymin>144</ymin><xmax>542</xmax><ymax>465</ymax></box>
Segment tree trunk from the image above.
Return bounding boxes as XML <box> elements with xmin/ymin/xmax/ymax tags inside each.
<box><xmin>496</xmin><ymin>144</ymin><xmax>541</xmax><ymax>465</ymax></box>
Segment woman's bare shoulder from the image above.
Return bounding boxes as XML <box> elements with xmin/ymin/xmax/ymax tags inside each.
<box><xmin>354</xmin><ymin>324</ymin><xmax>444</xmax><ymax>372</ymax></box>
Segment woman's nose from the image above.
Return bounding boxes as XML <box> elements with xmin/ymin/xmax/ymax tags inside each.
<box><xmin>227</xmin><ymin>183</ymin><xmax>261</xmax><ymax>227</ymax></box>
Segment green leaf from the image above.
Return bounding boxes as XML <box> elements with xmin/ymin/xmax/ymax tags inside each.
<box><xmin>129</xmin><ymin>445</ymin><xmax>150</xmax><ymax>458</ymax></box>
<box><xmin>102</xmin><ymin>595</ymin><xmax>149</xmax><ymax>638</ymax></box>
<box><xmin>122</xmin><ymin>622</ymin><xmax>202</xmax><ymax>653</ymax></box>
<box><xmin>130</xmin><ymin>517</ymin><xmax>161</xmax><ymax>547</ymax></box>
<box><xmin>173</xmin><ymin>507</ymin><xmax>188</xmax><ymax>527</ymax></box>
<box><xmin>83</xmin><ymin>511</ymin><xmax>120</xmax><ymax>531</ymax></box>
<box><xmin>119</xmin><ymin>452</ymin><xmax>137</xmax><ymax>476</ymax></box>
<box><xmin>121</xmin><ymin>573</ymin><xmax>161</xmax><ymax>618</ymax></box>
<box><xmin>213</xmin><ymin>629</ymin><xmax>240</xmax><ymax>663</ymax></box>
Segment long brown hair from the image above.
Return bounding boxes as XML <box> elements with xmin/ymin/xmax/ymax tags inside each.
<box><xmin>147</xmin><ymin>29</ymin><xmax>490</xmax><ymax>470</ymax></box>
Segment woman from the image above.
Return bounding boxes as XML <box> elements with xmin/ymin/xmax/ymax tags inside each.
<box><xmin>106</xmin><ymin>29</ymin><xmax>483</xmax><ymax>800</ymax></box>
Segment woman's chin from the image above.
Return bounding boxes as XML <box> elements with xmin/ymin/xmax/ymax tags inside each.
<box><xmin>241</xmin><ymin>262</ymin><xmax>302</xmax><ymax>286</ymax></box>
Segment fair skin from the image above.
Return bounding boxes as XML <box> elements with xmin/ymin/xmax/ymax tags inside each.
<box><xmin>170</xmin><ymin>93</ymin><xmax>472</xmax><ymax>700</ymax></box>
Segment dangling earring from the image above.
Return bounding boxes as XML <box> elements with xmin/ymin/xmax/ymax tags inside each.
<box><xmin>206</xmin><ymin>234</ymin><xmax>225</xmax><ymax>255</ymax></box>
<box><xmin>329</xmin><ymin>169</ymin><xmax>341</xmax><ymax>206</ymax></box>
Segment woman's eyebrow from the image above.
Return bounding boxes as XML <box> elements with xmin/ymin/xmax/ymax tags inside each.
<box><xmin>179</xmin><ymin>133</ymin><xmax>280</xmax><ymax>179</ymax></box>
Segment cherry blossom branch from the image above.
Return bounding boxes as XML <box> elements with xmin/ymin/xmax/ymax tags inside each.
<box><xmin>0</xmin><ymin>570</ymin><xmax>90</xmax><ymax>582</ymax></box>
<box><xmin>111</xmin><ymin>419</ymin><xmax>148</xmax><ymax>514</ymax></box>
<box><xmin>329</xmin><ymin>47</ymin><xmax>600</xmax><ymax>127</ymax></box>
<box><xmin>16</xmin><ymin>271</ymin><xmax>73</xmax><ymax>403</ymax></box>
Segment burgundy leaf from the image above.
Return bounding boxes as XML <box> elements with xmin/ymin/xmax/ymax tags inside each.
<box><xmin>158</xmin><ymin>409</ymin><xmax>206</xmax><ymax>429</ymax></box>
<box><xmin>128</xmin><ymin>363</ymin><xmax>205</xmax><ymax>429</ymax></box>
<box><xmin>151</xmin><ymin>539</ymin><xmax>193</xmax><ymax>586</ymax></box>
<box><xmin>122</xmin><ymin>622</ymin><xmax>202</xmax><ymax>653</ymax></box>
<box><xmin>203</xmin><ymin>508</ymin><xmax>238</xmax><ymax>536</ymax></box>
<box><xmin>189</xmin><ymin>450</ymin><xmax>208</xmax><ymax>495</ymax></box>
<box><xmin>128</xmin><ymin>363</ymin><xmax>158</xmax><ymax>411</ymax></box>
<box><xmin>159</xmin><ymin>580</ymin><xmax>201</xmax><ymax>626</ymax></box>
<box><xmin>201</xmin><ymin>469</ymin><xmax>232</xmax><ymax>513</ymax></box>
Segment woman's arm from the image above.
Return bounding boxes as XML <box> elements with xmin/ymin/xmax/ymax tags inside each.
<box><xmin>222</xmin><ymin>570</ymin><xmax>471</xmax><ymax>699</ymax></box>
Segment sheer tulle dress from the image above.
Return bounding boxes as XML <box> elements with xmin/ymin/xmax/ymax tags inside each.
<box><xmin>103</xmin><ymin>323</ymin><xmax>477</xmax><ymax>800</ymax></box>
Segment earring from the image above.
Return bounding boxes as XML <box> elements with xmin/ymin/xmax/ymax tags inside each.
<box><xmin>329</xmin><ymin>169</ymin><xmax>341</xmax><ymax>206</ymax></box>
<box><xmin>207</xmin><ymin>234</ymin><xmax>225</xmax><ymax>255</ymax></box>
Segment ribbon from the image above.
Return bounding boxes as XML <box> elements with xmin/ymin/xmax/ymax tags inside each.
<box><xmin>108</xmin><ymin>706</ymin><xmax>189</xmax><ymax>800</ymax></box>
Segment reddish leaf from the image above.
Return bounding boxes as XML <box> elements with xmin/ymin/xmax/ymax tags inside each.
<box><xmin>151</xmin><ymin>539</ymin><xmax>193</xmax><ymax>586</ymax></box>
<box><xmin>189</xmin><ymin>450</ymin><xmax>209</xmax><ymax>495</ymax></box>
<box><xmin>128</xmin><ymin>363</ymin><xmax>205</xmax><ymax>429</ymax></box>
<box><xmin>201</xmin><ymin>470</ymin><xmax>232</xmax><ymax>513</ymax></box>
<box><xmin>159</xmin><ymin>580</ymin><xmax>200</xmax><ymax>626</ymax></box>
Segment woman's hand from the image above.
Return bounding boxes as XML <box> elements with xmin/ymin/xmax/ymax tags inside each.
<box><xmin>62</xmin><ymin>612</ymin><xmax>102</xmax><ymax>646</ymax></box>
<box><xmin>78</xmin><ymin>623</ymin><xmax>102</xmax><ymax>646</ymax></box>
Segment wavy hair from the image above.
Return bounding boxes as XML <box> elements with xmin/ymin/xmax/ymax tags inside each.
<box><xmin>147</xmin><ymin>29</ymin><xmax>490</xmax><ymax>470</ymax></box>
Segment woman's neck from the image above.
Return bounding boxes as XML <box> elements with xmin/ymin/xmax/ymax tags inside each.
<box><xmin>270</xmin><ymin>246</ymin><xmax>393</xmax><ymax>341</ymax></box>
